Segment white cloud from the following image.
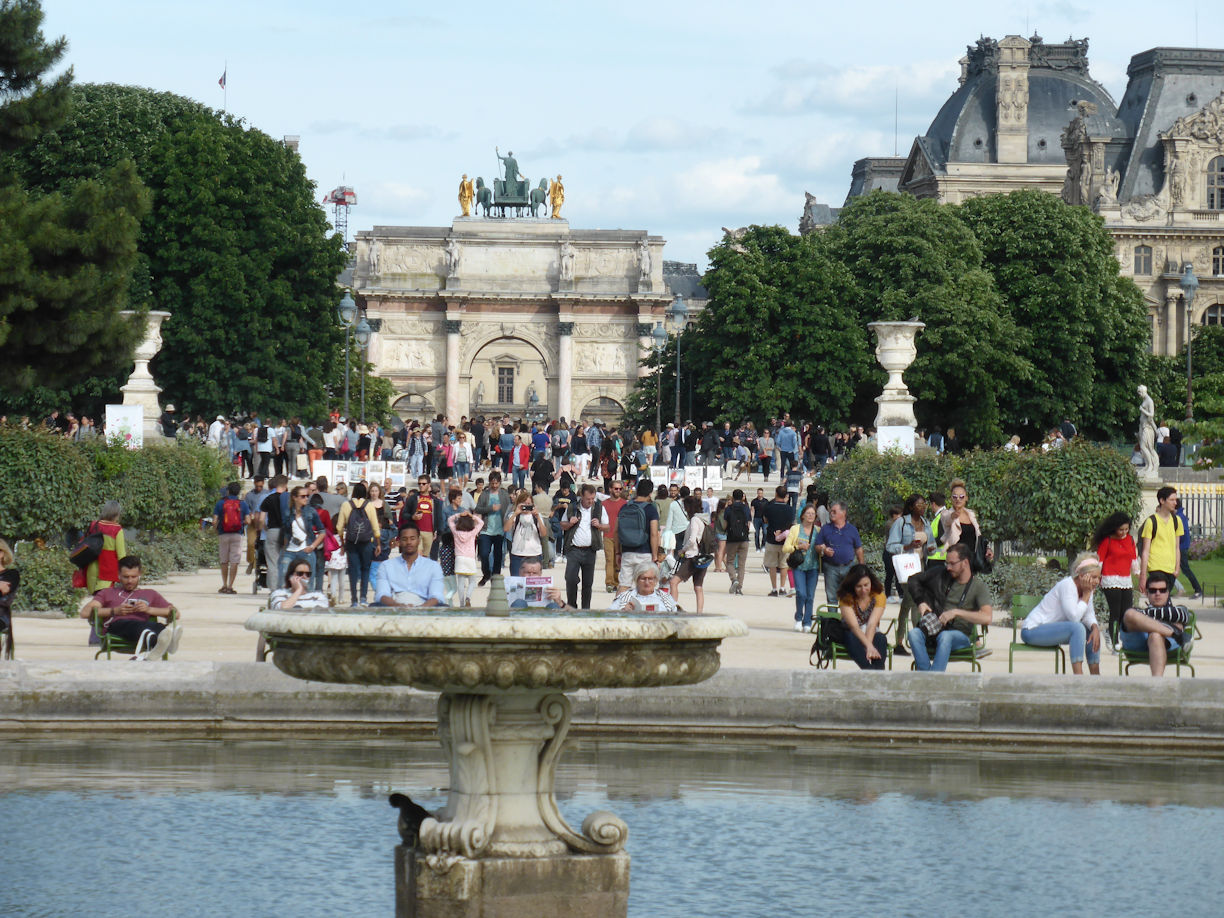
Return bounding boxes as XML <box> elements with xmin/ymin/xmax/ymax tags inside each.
<box><xmin>523</xmin><ymin>117</ymin><xmax>731</xmax><ymax>157</ymax></box>
<box><xmin>745</xmin><ymin>59</ymin><xmax>958</xmax><ymax>117</ymax></box>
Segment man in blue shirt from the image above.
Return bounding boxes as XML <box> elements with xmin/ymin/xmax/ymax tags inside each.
<box><xmin>374</xmin><ymin>523</ymin><xmax>447</xmax><ymax>607</ymax></box>
<box><xmin>775</xmin><ymin>421</ymin><xmax>799</xmax><ymax>473</ymax></box>
<box><xmin>814</xmin><ymin>500</ymin><xmax>865</xmax><ymax>604</ymax></box>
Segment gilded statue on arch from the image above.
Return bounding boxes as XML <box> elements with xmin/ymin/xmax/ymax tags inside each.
<box><xmin>549</xmin><ymin>175</ymin><xmax>565</xmax><ymax>219</ymax></box>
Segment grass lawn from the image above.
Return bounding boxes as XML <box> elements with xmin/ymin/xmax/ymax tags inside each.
<box><xmin>1183</xmin><ymin>556</ymin><xmax>1224</xmax><ymax>601</ymax></box>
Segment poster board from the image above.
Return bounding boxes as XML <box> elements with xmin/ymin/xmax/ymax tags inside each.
<box><xmin>104</xmin><ymin>405</ymin><xmax>143</xmax><ymax>449</ymax></box>
<box><xmin>365</xmin><ymin>461</ymin><xmax>387</xmax><ymax>485</ymax></box>
<box><xmin>348</xmin><ymin>462</ymin><xmax>367</xmax><ymax>484</ymax></box>
<box><xmin>332</xmin><ymin>461</ymin><xmax>350</xmax><ymax>486</ymax></box>
<box><xmin>704</xmin><ymin>466</ymin><xmax>722</xmax><ymax>490</ymax></box>
<box><xmin>313</xmin><ymin>460</ymin><xmax>334</xmax><ymax>488</ymax></box>
<box><xmin>387</xmin><ymin>461</ymin><xmax>407</xmax><ymax>490</ymax></box>
<box><xmin>504</xmin><ymin>575</ymin><xmax>554</xmax><ymax>608</ymax></box>
<box><xmin>683</xmin><ymin>466</ymin><xmax>705</xmax><ymax>491</ymax></box>
<box><xmin>667</xmin><ymin>468</ymin><xmax>684</xmax><ymax>486</ymax></box>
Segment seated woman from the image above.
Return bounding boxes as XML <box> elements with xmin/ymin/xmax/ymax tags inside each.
<box><xmin>1020</xmin><ymin>552</ymin><xmax>1102</xmax><ymax>675</ymax></box>
<box><xmin>610</xmin><ymin>561</ymin><xmax>678</xmax><ymax>614</ymax></box>
<box><xmin>836</xmin><ymin>563</ymin><xmax>888</xmax><ymax>670</ymax></box>
<box><xmin>269</xmin><ymin>560</ymin><xmax>330</xmax><ymax>611</ymax></box>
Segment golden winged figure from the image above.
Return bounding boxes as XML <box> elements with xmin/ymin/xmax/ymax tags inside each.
<box><xmin>458</xmin><ymin>174</ymin><xmax>475</xmax><ymax>217</ymax></box>
<box><xmin>548</xmin><ymin>174</ymin><xmax>565</xmax><ymax>219</ymax></box>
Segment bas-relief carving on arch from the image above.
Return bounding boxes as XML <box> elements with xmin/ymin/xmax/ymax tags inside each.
<box><xmin>460</xmin><ymin>325</ymin><xmax>556</xmax><ymax>377</ymax></box>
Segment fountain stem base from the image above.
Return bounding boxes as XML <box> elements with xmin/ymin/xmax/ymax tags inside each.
<box><xmin>398</xmin><ymin>847</ymin><xmax>630</xmax><ymax>918</ymax></box>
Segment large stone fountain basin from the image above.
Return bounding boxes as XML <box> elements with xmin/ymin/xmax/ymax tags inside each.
<box><xmin>246</xmin><ymin>608</ymin><xmax>749</xmax><ymax>693</ymax></box>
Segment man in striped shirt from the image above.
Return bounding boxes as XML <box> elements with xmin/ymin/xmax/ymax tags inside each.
<box><xmin>1119</xmin><ymin>571</ymin><xmax>1192</xmax><ymax>676</ymax></box>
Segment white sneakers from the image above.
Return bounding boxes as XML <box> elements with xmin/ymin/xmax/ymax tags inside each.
<box><xmin>793</xmin><ymin>621</ymin><xmax>804</xmax><ymax>632</ymax></box>
<box><xmin>141</xmin><ymin>623</ymin><xmax>183</xmax><ymax>661</ymax></box>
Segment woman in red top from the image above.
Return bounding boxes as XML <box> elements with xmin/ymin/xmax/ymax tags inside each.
<box><xmin>1094</xmin><ymin>512</ymin><xmax>1138</xmax><ymax>644</ymax></box>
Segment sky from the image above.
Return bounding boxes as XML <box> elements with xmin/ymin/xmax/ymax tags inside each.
<box><xmin>40</xmin><ymin>0</ymin><xmax>1222</xmax><ymax>269</ymax></box>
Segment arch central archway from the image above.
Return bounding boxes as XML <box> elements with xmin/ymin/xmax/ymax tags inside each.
<box><xmin>468</xmin><ymin>336</ymin><xmax>550</xmax><ymax>416</ymax></box>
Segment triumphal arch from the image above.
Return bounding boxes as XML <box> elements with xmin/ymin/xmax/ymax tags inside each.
<box><xmin>354</xmin><ymin>159</ymin><xmax>672</xmax><ymax>424</ymax></box>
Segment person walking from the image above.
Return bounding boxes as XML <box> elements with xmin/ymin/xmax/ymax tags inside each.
<box><xmin>84</xmin><ymin>501</ymin><xmax>127</xmax><ymax>595</ymax></box>
<box><xmin>1094</xmin><ymin>512</ymin><xmax>1138</xmax><ymax>645</ymax></box>
<box><xmin>723</xmin><ymin>489</ymin><xmax>752</xmax><ymax>595</ymax></box>
<box><xmin>783</xmin><ymin>504</ymin><xmax>822</xmax><ymax>631</ymax></box>
<box><xmin>814</xmin><ymin>501</ymin><xmax>865</xmax><ymax>605</ymax></box>
<box><xmin>335</xmin><ymin>482</ymin><xmax>381</xmax><ymax>606</ymax></box>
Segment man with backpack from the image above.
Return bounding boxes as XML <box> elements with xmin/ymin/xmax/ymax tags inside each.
<box><xmin>560</xmin><ymin>483</ymin><xmax>608</xmax><ymax>609</ymax></box>
<box><xmin>257</xmin><ymin>475</ymin><xmax>291</xmax><ymax>594</ymax></box>
<box><xmin>255</xmin><ymin>420</ymin><xmax>274</xmax><ymax>478</ymax></box>
<box><xmin>615</xmin><ymin>479</ymin><xmax>660</xmax><ymax>590</ymax></box>
<box><xmin>213</xmin><ymin>481</ymin><xmax>247</xmax><ymax>594</ymax></box>
<box><xmin>723</xmin><ymin>489</ymin><xmax>752</xmax><ymax>595</ymax></box>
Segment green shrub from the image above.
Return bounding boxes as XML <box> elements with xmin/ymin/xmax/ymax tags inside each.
<box><xmin>822</xmin><ymin>442</ymin><xmax>1139</xmax><ymax>560</ymax></box>
<box><xmin>0</xmin><ymin>427</ymin><xmax>97</xmax><ymax>541</ymax></box>
<box><xmin>10</xmin><ymin>543</ymin><xmax>81</xmax><ymax>615</ymax></box>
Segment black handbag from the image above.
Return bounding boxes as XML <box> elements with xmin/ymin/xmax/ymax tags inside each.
<box><xmin>68</xmin><ymin>523</ymin><xmax>104</xmax><ymax>569</ymax></box>
<box><xmin>786</xmin><ymin>549</ymin><xmax>806</xmax><ymax>570</ymax></box>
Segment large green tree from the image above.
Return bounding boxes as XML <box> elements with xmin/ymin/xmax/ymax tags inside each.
<box><xmin>0</xmin><ymin>1</ymin><xmax>147</xmax><ymax>399</ymax></box>
<box><xmin>825</xmin><ymin>191</ymin><xmax>1026</xmax><ymax>446</ymax></box>
<box><xmin>955</xmin><ymin>190</ymin><xmax>1150</xmax><ymax>440</ymax></box>
<box><xmin>622</xmin><ymin>225</ymin><xmax>871</xmax><ymax>427</ymax></box>
<box><xmin>10</xmin><ymin>83</ymin><xmax>349</xmax><ymax>417</ymax></box>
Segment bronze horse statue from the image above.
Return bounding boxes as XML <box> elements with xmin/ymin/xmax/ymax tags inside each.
<box><xmin>475</xmin><ymin>177</ymin><xmax>493</xmax><ymax>216</ymax></box>
<box><xmin>529</xmin><ymin>179</ymin><xmax>549</xmax><ymax>217</ymax></box>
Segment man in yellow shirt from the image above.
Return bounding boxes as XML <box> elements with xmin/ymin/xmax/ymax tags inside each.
<box><xmin>1137</xmin><ymin>486</ymin><xmax>1182</xmax><ymax>591</ymax></box>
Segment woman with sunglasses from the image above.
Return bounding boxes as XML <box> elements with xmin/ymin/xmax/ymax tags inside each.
<box><xmin>1019</xmin><ymin>553</ymin><xmax>1103</xmax><ymax>675</ymax></box>
<box><xmin>270</xmin><ymin>562</ymin><xmax>330</xmax><ymax>611</ymax></box>
<box><xmin>937</xmin><ymin>479</ymin><xmax>993</xmax><ymax>572</ymax></box>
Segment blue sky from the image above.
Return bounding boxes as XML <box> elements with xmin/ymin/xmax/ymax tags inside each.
<box><xmin>42</xmin><ymin>0</ymin><xmax>1220</xmax><ymax>268</ymax></box>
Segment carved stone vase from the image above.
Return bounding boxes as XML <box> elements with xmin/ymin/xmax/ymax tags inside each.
<box><xmin>119</xmin><ymin>310</ymin><xmax>171</xmax><ymax>442</ymax></box>
<box><xmin>867</xmin><ymin>320</ymin><xmax>925</xmax><ymax>454</ymax></box>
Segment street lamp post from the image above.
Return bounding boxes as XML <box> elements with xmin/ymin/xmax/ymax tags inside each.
<box><xmin>651</xmin><ymin>321</ymin><xmax>667</xmax><ymax>435</ymax></box>
<box><xmin>337</xmin><ymin>291</ymin><xmax>358</xmax><ymax>418</ymax></box>
<box><xmin>670</xmin><ymin>295</ymin><xmax>688</xmax><ymax>426</ymax></box>
<box><xmin>1182</xmin><ymin>265</ymin><xmax>1199</xmax><ymax>422</ymax></box>
<box><xmin>355</xmin><ymin>317</ymin><xmax>372</xmax><ymax>423</ymax></box>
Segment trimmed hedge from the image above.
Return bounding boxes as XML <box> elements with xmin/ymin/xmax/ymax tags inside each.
<box><xmin>821</xmin><ymin>442</ymin><xmax>1140</xmax><ymax>559</ymax></box>
<box><xmin>0</xmin><ymin>427</ymin><xmax>235</xmax><ymax>542</ymax></box>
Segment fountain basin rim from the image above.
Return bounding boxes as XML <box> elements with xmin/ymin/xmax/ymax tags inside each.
<box><xmin>245</xmin><ymin>610</ymin><xmax>748</xmax><ymax>643</ymax></box>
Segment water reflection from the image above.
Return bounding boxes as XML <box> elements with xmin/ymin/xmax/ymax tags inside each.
<box><xmin>2</xmin><ymin>737</ymin><xmax>1222</xmax><ymax>918</ymax></box>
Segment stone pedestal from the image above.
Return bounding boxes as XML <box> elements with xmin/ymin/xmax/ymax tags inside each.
<box><xmin>118</xmin><ymin>310</ymin><xmax>171</xmax><ymax>442</ymax></box>
<box><xmin>399</xmin><ymin>849</ymin><xmax>629</xmax><ymax>918</ymax></box>
<box><xmin>867</xmin><ymin>320</ymin><xmax>924</xmax><ymax>455</ymax></box>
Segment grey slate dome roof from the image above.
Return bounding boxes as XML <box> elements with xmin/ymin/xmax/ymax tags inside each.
<box><xmin>920</xmin><ymin>36</ymin><xmax>1126</xmax><ymax>171</ymax></box>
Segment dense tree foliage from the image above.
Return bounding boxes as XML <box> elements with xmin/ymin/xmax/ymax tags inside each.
<box><xmin>9</xmin><ymin>83</ymin><xmax>349</xmax><ymax>418</ymax></box>
<box><xmin>826</xmin><ymin>192</ymin><xmax>1025</xmax><ymax>446</ymax></box>
<box><xmin>955</xmin><ymin>191</ymin><xmax>1150</xmax><ymax>439</ymax></box>
<box><xmin>688</xmin><ymin>226</ymin><xmax>871</xmax><ymax>423</ymax></box>
<box><xmin>0</xmin><ymin>1</ymin><xmax>146</xmax><ymax>400</ymax></box>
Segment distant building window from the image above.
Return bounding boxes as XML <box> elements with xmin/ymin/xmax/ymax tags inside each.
<box><xmin>1215</xmin><ymin>246</ymin><xmax>1224</xmax><ymax>276</ymax></box>
<box><xmin>1134</xmin><ymin>245</ymin><xmax>1152</xmax><ymax>275</ymax></box>
<box><xmin>1210</xmin><ymin>156</ymin><xmax>1224</xmax><ymax>210</ymax></box>
<box><xmin>497</xmin><ymin>366</ymin><xmax>514</xmax><ymax>404</ymax></box>
<box><xmin>1203</xmin><ymin>304</ymin><xmax>1224</xmax><ymax>326</ymax></box>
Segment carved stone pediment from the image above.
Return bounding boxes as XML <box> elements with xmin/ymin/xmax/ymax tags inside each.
<box><xmin>1165</xmin><ymin>92</ymin><xmax>1224</xmax><ymax>147</ymax></box>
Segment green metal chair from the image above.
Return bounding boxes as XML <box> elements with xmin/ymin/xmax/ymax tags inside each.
<box><xmin>810</xmin><ymin>603</ymin><xmax>893</xmax><ymax>670</ymax></box>
<box><xmin>1007</xmin><ymin>593</ymin><xmax>1066</xmax><ymax>673</ymax></box>
<box><xmin>92</xmin><ymin>607</ymin><xmax>179</xmax><ymax>660</ymax></box>
<box><xmin>1117</xmin><ymin>609</ymin><xmax>1196</xmax><ymax>677</ymax></box>
<box><xmin>910</xmin><ymin>623</ymin><xmax>990</xmax><ymax>672</ymax></box>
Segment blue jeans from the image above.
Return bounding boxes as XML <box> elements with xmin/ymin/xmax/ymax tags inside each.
<box><xmin>1120</xmin><ymin>629</ymin><xmax>1178</xmax><ymax>652</ymax></box>
<box><xmin>908</xmin><ymin>627</ymin><xmax>971</xmax><ymax>671</ymax></box>
<box><xmin>792</xmin><ymin>567</ymin><xmax>819</xmax><ymax>627</ymax></box>
<box><xmin>346</xmin><ymin>540</ymin><xmax>374</xmax><ymax>604</ymax></box>
<box><xmin>753</xmin><ymin>518</ymin><xmax>766</xmax><ymax>551</ymax></box>
<box><xmin>479</xmin><ymin>532</ymin><xmax>504</xmax><ymax>577</ymax></box>
<box><xmin>1022</xmin><ymin>621</ymin><xmax>1100</xmax><ymax>665</ymax></box>
<box><xmin>823</xmin><ymin>561</ymin><xmax>852</xmax><ymax>605</ymax></box>
<box><xmin>454</xmin><ymin>461</ymin><xmax>470</xmax><ymax>479</ymax></box>
<box><xmin>512</xmin><ymin>467</ymin><xmax>527</xmax><ymax>490</ymax></box>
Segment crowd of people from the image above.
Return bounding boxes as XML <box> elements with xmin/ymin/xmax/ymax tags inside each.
<box><xmin>27</xmin><ymin>406</ymin><xmax>1201</xmax><ymax>675</ymax></box>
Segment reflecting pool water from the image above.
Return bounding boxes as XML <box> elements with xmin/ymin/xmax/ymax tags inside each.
<box><xmin>1</xmin><ymin>736</ymin><xmax>1221</xmax><ymax>917</ymax></box>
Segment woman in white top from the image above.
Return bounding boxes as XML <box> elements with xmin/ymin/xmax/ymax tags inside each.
<box><xmin>504</xmin><ymin>488</ymin><xmax>548</xmax><ymax>576</ymax></box>
<box><xmin>1020</xmin><ymin>552</ymin><xmax>1102</xmax><ymax>675</ymax></box>
<box><xmin>668</xmin><ymin>495</ymin><xmax>709</xmax><ymax>613</ymax></box>
<box><xmin>260</xmin><ymin>559</ymin><xmax>329</xmax><ymax>661</ymax></box>
<box><xmin>611</xmin><ymin>562</ymin><xmax>678</xmax><ymax>614</ymax></box>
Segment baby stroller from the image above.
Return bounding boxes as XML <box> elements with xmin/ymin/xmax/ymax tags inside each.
<box><xmin>251</xmin><ymin>538</ymin><xmax>270</xmax><ymax>594</ymax></box>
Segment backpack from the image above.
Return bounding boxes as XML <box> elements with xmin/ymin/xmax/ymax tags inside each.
<box><xmin>344</xmin><ymin>500</ymin><xmax>374</xmax><ymax>544</ymax></box>
<box><xmin>617</xmin><ymin>501</ymin><xmax>649</xmax><ymax>549</ymax></box>
<box><xmin>257</xmin><ymin>425</ymin><xmax>269</xmax><ymax>443</ymax></box>
<box><xmin>68</xmin><ymin>522</ymin><xmax>105</xmax><ymax>569</ymax></box>
<box><xmin>219</xmin><ymin>497</ymin><xmax>244</xmax><ymax>533</ymax></box>
<box><xmin>725</xmin><ymin>504</ymin><xmax>750</xmax><ymax>542</ymax></box>
<box><xmin>697</xmin><ymin>518</ymin><xmax>717</xmax><ymax>556</ymax></box>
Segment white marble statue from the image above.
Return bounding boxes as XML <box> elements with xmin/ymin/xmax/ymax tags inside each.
<box><xmin>1137</xmin><ymin>384</ymin><xmax>1159</xmax><ymax>478</ymax></box>
<box><xmin>445</xmin><ymin>238</ymin><xmax>461</xmax><ymax>277</ymax></box>
<box><xmin>559</xmin><ymin>240</ymin><xmax>575</xmax><ymax>282</ymax></box>
<box><xmin>638</xmin><ymin>238</ymin><xmax>651</xmax><ymax>280</ymax></box>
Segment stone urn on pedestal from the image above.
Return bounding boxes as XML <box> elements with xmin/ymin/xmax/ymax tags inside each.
<box><xmin>118</xmin><ymin>310</ymin><xmax>171</xmax><ymax>442</ymax></box>
<box><xmin>867</xmin><ymin>320</ymin><xmax>925</xmax><ymax>454</ymax></box>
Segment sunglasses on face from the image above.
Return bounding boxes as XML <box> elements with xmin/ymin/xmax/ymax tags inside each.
<box><xmin>1147</xmin><ymin>587</ymin><xmax>1169</xmax><ymax>594</ymax></box>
